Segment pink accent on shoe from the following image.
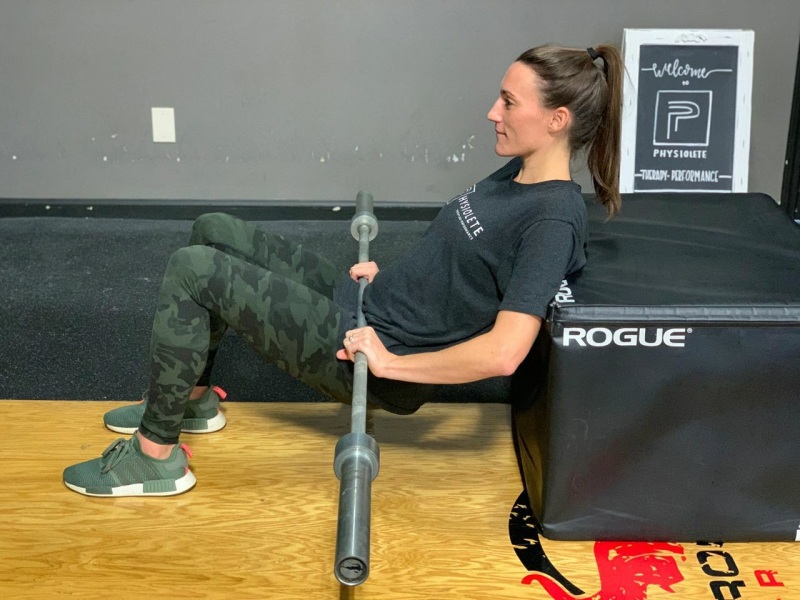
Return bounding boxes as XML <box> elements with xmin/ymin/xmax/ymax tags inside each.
<box><xmin>180</xmin><ymin>443</ymin><xmax>193</xmax><ymax>459</ymax></box>
<box><xmin>212</xmin><ymin>385</ymin><xmax>228</xmax><ymax>401</ymax></box>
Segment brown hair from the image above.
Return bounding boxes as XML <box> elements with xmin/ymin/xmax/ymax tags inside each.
<box><xmin>516</xmin><ymin>44</ymin><xmax>623</xmax><ymax>217</ymax></box>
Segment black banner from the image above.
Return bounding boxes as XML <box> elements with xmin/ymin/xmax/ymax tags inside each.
<box><xmin>634</xmin><ymin>45</ymin><xmax>738</xmax><ymax>192</ymax></box>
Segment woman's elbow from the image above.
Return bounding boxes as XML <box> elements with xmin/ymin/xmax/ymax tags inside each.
<box><xmin>482</xmin><ymin>321</ymin><xmax>538</xmax><ymax>378</ymax></box>
<box><xmin>492</xmin><ymin>352</ymin><xmax>527</xmax><ymax>378</ymax></box>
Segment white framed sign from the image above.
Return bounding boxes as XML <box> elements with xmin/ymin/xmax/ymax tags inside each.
<box><xmin>620</xmin><ymin>29</ymin><xmax>754</xmax><ymax>193</ymax></box>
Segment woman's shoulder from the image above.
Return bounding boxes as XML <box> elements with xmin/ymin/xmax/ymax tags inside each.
<box><xmin>522</xmin><ymin>181</ymin><xmax>587</xmax><ymax>236</ymax></box>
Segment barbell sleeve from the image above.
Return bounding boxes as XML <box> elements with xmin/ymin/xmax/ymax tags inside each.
<box><xmin>351</xmin><ymin>191</ymin><xmax>378</xmax><ymax>242</ymax></box>
<box><xmin>333</xmin><ymin>432</ymin><xmax>379</xmax><ymax>585</ymax></box>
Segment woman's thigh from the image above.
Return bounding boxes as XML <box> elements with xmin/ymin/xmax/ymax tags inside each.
<box><xmin>188</xmin><ymin>212</ymin><xmax>341</xmax><ymax>298</ymax></box>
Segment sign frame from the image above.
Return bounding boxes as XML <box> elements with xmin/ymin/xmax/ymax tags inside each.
<box><xmin>620</xmin><ymin>29</ymin><xmax>754</xmax><ymax>193</ymax></box>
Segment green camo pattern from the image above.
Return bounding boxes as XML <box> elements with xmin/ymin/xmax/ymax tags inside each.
<box><xmin>140</xmin><ymin>213</ymin><xmax>351</xmax><ymax>444</ymax></box>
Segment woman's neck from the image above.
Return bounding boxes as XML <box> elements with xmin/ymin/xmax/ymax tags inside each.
<box><xmin>514</xmin><ymin>146</ymin><xmax>572</xmax><ymax>184</ymax></box>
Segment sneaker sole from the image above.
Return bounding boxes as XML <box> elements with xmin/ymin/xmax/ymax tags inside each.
<box><xmin>105</xmin><ymin>410</ymin><xmax>226</xmax><ymax>435</ymax></box>
<box><xmin>63</xmin><ymin>470</ymin><xmax>197</xmax><ymax>497</ymax></box>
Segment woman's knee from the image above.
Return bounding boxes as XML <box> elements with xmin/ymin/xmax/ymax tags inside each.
<box><xmin>165</xmin><ymin>245</ymin><xmax>217</xmax><ymax>283</ymax></box>
<box><xmin>190</xmin><ymin>212</ymin><xmax>242</xmax><ymax>246</ymax></box>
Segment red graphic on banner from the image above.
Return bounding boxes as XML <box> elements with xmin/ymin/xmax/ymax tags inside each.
<box><xmin>755</xmin><ymin>569</ymin><xmax>785</xmax><ymax>587</ymax></box>
<box><xmin>521</xmin><ymin>541</ymin><xmax>686</xmax><ymax>600</ymax></box>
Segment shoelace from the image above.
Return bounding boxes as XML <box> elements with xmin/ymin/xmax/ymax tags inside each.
<box><xmin>100</xmin><ymin>438</ymin><xmax>133</xmax><ymax>473</ymax></box>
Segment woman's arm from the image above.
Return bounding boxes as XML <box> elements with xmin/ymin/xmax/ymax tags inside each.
<box><xmin>337</xmin><ymin>310</ymin><xmax>542</xmax><ymax>384</ymax></box>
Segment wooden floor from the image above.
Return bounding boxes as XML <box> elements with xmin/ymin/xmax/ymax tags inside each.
<box><xmin>2</xmin><ymin>400</ymin><xmax>799</xmax><ymax>599</ymax></box>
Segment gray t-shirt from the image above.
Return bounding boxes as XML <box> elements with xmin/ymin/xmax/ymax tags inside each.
<box><xmin>336</xmin><ymin>158</ymin><xmax>587</xmax><ymax>354</ymax></box>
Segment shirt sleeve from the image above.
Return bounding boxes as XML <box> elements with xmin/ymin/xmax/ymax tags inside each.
<box><xmin>499</xmin><ymin>219</ymin><xmax>577</xmax><ymax>318</ymax></box>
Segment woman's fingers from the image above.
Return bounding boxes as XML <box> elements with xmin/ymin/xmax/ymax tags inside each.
<box><xmin>339</xmin><ymin>327</ymin><xmax>387</xmax><ymax>376</ymax></box>
<box><xmin>343</xmin><ymin>329</ymin><xmax>367</xmax><ymax>354</ymax></box>
<box><xmin>348</xmin><ymin>261</ymin><xmax>379</xmax><ymax>282</ymax></box>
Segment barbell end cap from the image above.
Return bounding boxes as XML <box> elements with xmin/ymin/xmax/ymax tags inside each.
<box><xmin>335</xmin><ymin>557</ymin><xmax>369</xmax><ymax>586</ymax></box>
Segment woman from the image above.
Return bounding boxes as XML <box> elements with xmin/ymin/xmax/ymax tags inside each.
<box><xmin>63</xmin><ymin>44</ymin><xmax>622</xmax><ymax>497</ymax></box>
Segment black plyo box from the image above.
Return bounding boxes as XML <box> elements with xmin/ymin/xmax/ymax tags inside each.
<box><xmin>513</xmin><ymin>193</ymin><xmax>800</xmax><ymax>542</ymax></box>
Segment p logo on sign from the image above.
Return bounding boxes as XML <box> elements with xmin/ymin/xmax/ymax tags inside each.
<box><xmin>654</xmin><ymin>90</ymin><xmax>712</xmax><ymax>147</ymax></box>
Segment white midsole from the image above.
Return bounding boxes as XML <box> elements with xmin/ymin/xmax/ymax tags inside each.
<box><xmin>183</xmin><ymin>411</ymin><xmax>227</xmax><ymax>433</ymax></box>
<box><xmin>106</xmin><ymin>410</ymin><xmax>226</xmax><ymax>435</ymax></box>
<box><xmin>64</xmin><ymin>471</ymin><xmax>197</xmax><ymax>497</ymax></box>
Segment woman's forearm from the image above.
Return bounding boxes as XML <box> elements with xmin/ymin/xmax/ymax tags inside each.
<box><xmin>373</xmin><ymin>311</ymin><xmax>542</xmax><ymax>384</ymax></box>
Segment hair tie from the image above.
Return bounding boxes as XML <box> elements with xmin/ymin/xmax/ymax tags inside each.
<box><xmin>587</xmin><ymin>46</ymin><xmax>608</xmax><ymax>76</ymax></box>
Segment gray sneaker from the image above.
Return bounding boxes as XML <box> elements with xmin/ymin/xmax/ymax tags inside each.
<box><xmin>103</xmin><ymin>386</ymin><xmax>227</xmax><ymax>434</ymax></box>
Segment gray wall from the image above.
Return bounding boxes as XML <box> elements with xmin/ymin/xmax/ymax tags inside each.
<box><xmin>1</xmin><ymin>0</ymin><xmax>798</xmax><ymax>204</ymax></box>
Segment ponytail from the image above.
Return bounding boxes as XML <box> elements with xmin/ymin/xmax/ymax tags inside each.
<box><xmin>516</xmin><ymin>44</ymin><xmax>624</xmax><ymax>218</ymax></box>
<box><xmin>586</xmin><ymin>45</ymin><xmax>622</xmax><ymax>218</ymax></box>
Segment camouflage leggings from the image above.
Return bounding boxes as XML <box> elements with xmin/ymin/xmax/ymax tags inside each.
<box><xmin>139</xmin><ymin>213</ymin><xmax>352</xmax><ymax>444</ymax></box>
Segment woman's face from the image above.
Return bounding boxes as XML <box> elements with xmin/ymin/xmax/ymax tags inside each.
<box><xmin>487</xmin><ymin>62</ymin><xmax>556</xmax><ymax>160</ymax></box>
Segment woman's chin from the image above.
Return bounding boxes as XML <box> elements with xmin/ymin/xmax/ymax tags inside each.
<box><xmin>494</xmin><ymin>145</ymin><xmax>515</xmax><ymax>157</ymax></box>
<box><xmin>494</xmin><ymin>139</ymin><xmax>516</xmax><ymax>156</ymax></box>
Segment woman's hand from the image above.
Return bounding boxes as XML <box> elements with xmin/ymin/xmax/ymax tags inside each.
<box><xmin>348</xmin><ymin>261</ymin><xmax>379</xmax><ymax>283</ymax></box>
<box><xmin>336</xmin><ymin>326</ymin><xmax>393</xmax><ymax>378</ymax></box>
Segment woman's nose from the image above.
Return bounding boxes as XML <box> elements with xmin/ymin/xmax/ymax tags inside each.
<box><xmin>487</xmin><ymin>98</ymin><xmax>502</xmax><ymax>122</ymax></box>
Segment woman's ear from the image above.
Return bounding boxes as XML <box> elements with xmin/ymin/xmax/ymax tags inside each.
<box><xmin>549</xmin><ymin>107</ymin><xmax>571</xmax><ymax>134</ymax></box>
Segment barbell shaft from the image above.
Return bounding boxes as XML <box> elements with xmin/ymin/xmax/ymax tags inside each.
<box><xmin>350</xmin><ymin>223</ymin><xmax>371</xmax><ymax>435</ymax></box>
